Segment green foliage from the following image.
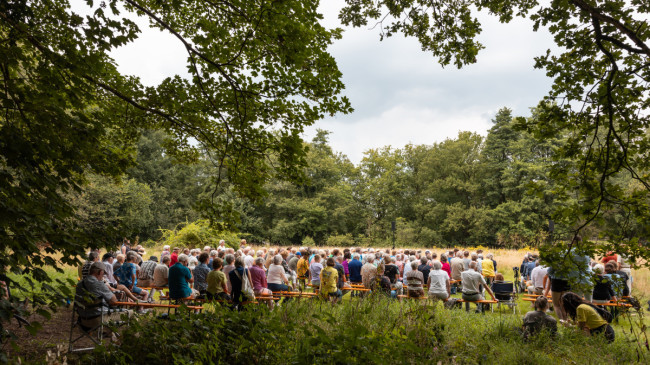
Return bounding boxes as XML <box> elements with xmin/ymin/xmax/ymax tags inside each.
<box><xmin>302</xmin><ymin>236</ymin><xmax>316</xmax><ymax>246</ymax></box>
<box><xmin>1</xmin><ymin>0</ymin><xmax>351</xmax><ymax>346</ymax></box>
<box><xmin>326</xmin><ymin>234</ymin><xmax>355</xmax><ymax>247</ymax></box>
<box><xmin>85</xmin><ymin>298</ymin><xmax>643</xmax><ymax>364</ymax></box>
<box><xmin>67</xmin><ymin>174</ymin><xmax>154</xmax><ymax>245</ymax></box>
<box><xmin>159</xmin><ymin>220</ymin><xmax>239</xmax><ymax>249</ymax></box>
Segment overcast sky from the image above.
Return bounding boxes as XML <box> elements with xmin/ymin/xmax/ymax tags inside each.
<box><xmin>103</xmin><ymin>0</ymin><xmax>557</xmax><ymax>164</ymax></box>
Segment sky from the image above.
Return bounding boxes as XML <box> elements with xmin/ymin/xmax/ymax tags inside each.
<box><xmin>100</xmin><ymin>0</ymin><xmax>557</xmax><ymax>164</ymax></box>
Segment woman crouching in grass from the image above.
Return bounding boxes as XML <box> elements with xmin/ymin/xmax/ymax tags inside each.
<box><xmin>561</xmin><ymin>292</ymin><xmax>615</xmax><ymax>343</ymax></box>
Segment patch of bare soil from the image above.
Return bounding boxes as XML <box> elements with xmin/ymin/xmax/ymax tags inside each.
<box><xmin>3</xmin><ymin>305</ymin><xmax>83</xmax><ymax>364</ymax></box>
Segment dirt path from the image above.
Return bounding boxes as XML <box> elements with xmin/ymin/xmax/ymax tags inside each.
<box><xmin>4</xmin><ymin>305</ymin><xmax>77</xmax><ymax>363</ymax></box>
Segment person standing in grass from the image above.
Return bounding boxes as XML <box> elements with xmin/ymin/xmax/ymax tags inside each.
<box><xmin>562</xmin><ymin>292</ymin><xmax>615</xmax><ymax>343</ymax></box>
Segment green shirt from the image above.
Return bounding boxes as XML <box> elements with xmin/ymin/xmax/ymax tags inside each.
<box><xmin>577</xmin><ymin>304</ymin><xmax>608</xmax><ymax>329</ymax></box>
<box><xmin>207</xmin><ymin>270</ymin><xmax>227</xmax><ymax>295</ymax></box>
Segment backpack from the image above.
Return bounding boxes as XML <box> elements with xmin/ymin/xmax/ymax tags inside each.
<box><xmin>588</xmin><ymin>303</ymin><xmax>613</xmax><ymax>323</ymax></box>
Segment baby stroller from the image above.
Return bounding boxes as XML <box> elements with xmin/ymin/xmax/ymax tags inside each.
<box><xmin>491</xmin><ymin>281</ymin><xmax>517</xmax><ymax>314</ymax></box>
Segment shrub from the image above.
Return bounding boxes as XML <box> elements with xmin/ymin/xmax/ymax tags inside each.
<box><xmin>159</xmin><ymin>220</ymin><xmax>241</xmax><ymax>249</ymax></box>
<box><xmin>326</xmin><ymin>234</ymin><xmax>355</xmax><ymax>247</ymax></box>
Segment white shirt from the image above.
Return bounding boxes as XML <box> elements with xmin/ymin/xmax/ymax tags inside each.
<box><xmin>244</xmin><ymin>255</ymin><xmax>255</xmax><ymax>268</ymax></box>
<box><xmin>403</xmin><ymin>261</ymin><xmax>413</xmax><ymax>276</ymax></box>
<box><xmin>530</xmin><ymin>265</ymin><xmax>548</xmax><ymax>288</ymax></box>
<box><xmin>428</xmin><ymin>269</ymin><xmax>449</xmax><ymax>294</ymax></box>
<box><xmin>267</xmin><ymin>264</ymin><xmax>287</xmax><ymax>285</ymax></box>
<box><xmin>188</xmin><ymin>256</ymin><xmax>198</xmax><ymax>270</ymax></box>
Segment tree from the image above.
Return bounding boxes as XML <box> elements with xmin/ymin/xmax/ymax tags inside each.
<box><xmin>0</xmin><ymin>0</ymin><xmax>351</xmax><ymax>339</ymax></box>
<box><xmin>340</xmin><ymin>0</ymin><xmax>650</xmax><ymax>262</ymax></box>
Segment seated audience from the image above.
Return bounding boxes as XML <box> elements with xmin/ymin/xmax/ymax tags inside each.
<box><xmin>605</xmin><ymin>262</ymin><xmax>629</xmax><ymax>297</ymax></box>
<box><xmin>404</xmin><ymin>261</ymin><xmax>424</xmax><ymax>298</ymax></box>
<box><xmin>229</xmin><ymin>257</ymin><xmax>254</xmax><ymax>306</ymax></box>
<box><xmin>137</xmin><ymin>256</ymin><xmax>158</xmax><ymax>288</ymax></box>
<box><xmin>153</xmin><ymin>256</ymin><xmax>170</xmax><ymax>287</ymax></box>
<box><xmin>592</xmin><ymin>264</ymin><xmax>617</xmax><ymax>304</ymax></box>
<box><xmin>427</xmin><ymin>261</ymin><xmax>450</xmax><ymax>301</ymax></box>
<box><xmin>267</xmin><ymin>255</ymin><xmax>291</xmax><ymax>293</ymax></box>
<box><xmin>115</xmin><ymin>252</ymin><xmax>149</xmax><ymax>301</ymax></box>
<box><xmin>113</xmin><ymin>253</ymin><xmax>125</xmax><ymax>273</ymax></box>
<box><xmin>206</xmin><ymin>257</ymin><xmax>231</xmax><ymax>301</ymax></box>
<box><xmin>79</xmin><ymin>252</ymin><xmax>99</xmax><ymax>279</ymax></box>
<box><xmin>374</xmin><ymin>263</ymin><xmax>392</xmax><ymax>295</ymax></box>
<box><xmin>193</xmin><ymin>252</ymin><xmax>211</xmax><ymax>297</ymax></box>
<box><xmin>102</xmin><ymin>253</ymin><xmax>117</xmax><ymax>286</ymax></box>
<box><xmin>250</xmin><ymin>257</ymin><xmax>274</xmax><ymax>309</ymax></box>
<box><xmin>320</xmin><ymin>257</ymin><xmax>342</xmax><ymax>303</ymax></box>
<box><xmin>310</xmin><ymin>255</ymin><xmax>324</xmax><ymax>287</ymax></box>
<box><xmin>461</xmin><ymin>261</ymin><xmax>497</xmax><ymax>312</ymax></box>
<box><xmin>168</xmin><ymin>254</ymin><xmax>196</xmax><ymax>300</ymax></box>
<box><xmin>361</xmin><ymin>254</ymin><xmax>378</xmax><ymax>290</ymax></box>
<box><xmin>75</xmin><ymin>262</ymin><xmax>132</xmax><ymax>329</ymax></box>
<box><xmin>348</xmin><ymin>253</ymin><xmax>363</xmax><ymax>284</ymax></box>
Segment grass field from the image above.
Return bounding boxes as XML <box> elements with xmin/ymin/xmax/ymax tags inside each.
<box><xmin>5</xmin><ymin>245</ymin><xmax>650</xmax><ymax>363</ymax></box>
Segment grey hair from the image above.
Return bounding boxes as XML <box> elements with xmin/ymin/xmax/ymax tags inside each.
<box><xmin>210</xmin><ymin>250</ymin><xmax>218</xmax><ymax>257</ymax></box>
<box><xmin>410</xmin><ymin>261</ymin><xmax>418</xmax><ymax>270</ymax></box>
<box><xmin>366</xmin><ymin>254</ymin><xmax>375</xmax><ymax>263</ymax></box>
<box><xmin>410</xmin><ymin>255</ymin><xmax>417</xmax><ymax>262</ymax></box>
<box><xmin>177</xmin><ymin>254</ymin><xmax>189</xmax><ymax>264</ymax></box>
<box><xmin>352</xmin><ymin>253</ymin><xmax>360</xmax><ymax>260</ymax></box>
<box><xmin>255</xmin><ymin>257</ymin><xmax>264</xmax><ymax>265</ymax></box>
<box><xmin>433</xmin><ymin>261</ymin><xmax>442</xmax><ymax>270</ymax></box>
<box><xmin>234</xmin><ymin>256</ymin><xmax>245</xmax><ymax>268</ymax></box>
<box><xmin>225</xmin><ymin>254</ymin><xmax>235</xmax><ymax>264</ymax></box>
<box><xmin>486</xmin><ymin>253</ymin><xmax>493</xmax><ymax>259</ymax></box>
<box><xmin>273</xmin><ymin>255</ymin><xmax>283</xmax><ymax>265</ymax></box>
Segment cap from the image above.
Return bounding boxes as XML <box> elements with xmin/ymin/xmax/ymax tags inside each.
<box><xmin>296</xmin><ymin>252</ymin><xmax>301</xmax><ymax>256</ymax></box>
<box><xmin>149</xmin><ymin>256</ymin><xmax>158</xmax><ymax>262</ymax></box>
<box><xmin>90</xmin><ymin>261</ymin><xmax>107</xmax><ymax>273</ymax></box>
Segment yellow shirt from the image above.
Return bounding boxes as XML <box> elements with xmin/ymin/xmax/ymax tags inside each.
<box><xmin>482</xmin><ymin>260</ymin><xmax>495</xmax><ymax>277</ymax></box>
<box><xmin>297</xmin><ymin>257</ymin><xmax>309</xmax><ymax>278</ymax></box>
<box><xmin>576</xmin><ymin>304</ymin><xmax>608</xmax><ymax>329</ymax></box>
<box><xmin>319</xmin><ymin>266</ymin><xmax>338</xmax><ymax>297</ymax></box>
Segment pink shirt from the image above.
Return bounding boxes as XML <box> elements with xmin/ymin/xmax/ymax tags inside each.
<box><xmin>441</xmin><ymin>262</ymin><xmax>451</xmax><ymax>277</ymax></box>
<box><xmin>249</xmin><ymin>265</ymin><xmax>267</xmax><ymax>291</ymax></box>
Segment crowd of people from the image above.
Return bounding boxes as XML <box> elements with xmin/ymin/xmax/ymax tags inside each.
<box><xmin>75</xmin><ymin>240</ymin><xmax>633</xmax><ymax>344</ymax></box>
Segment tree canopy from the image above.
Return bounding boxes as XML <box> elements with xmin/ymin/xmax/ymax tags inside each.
<box><xmin>0</xmin><ymin>0</ymin><xmax>350</xmax><ymax>331</ymax></box>
<box><xmin>339</xmin><ymin>0</ymin><xmax>650</xmax><ymax>260</ymax></box>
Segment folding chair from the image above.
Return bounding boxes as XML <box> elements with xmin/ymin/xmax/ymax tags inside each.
<box><xmin>68</xmin><ymin>300</ymin><xmax>128</xmax><ymax>353</ymax></box>
<box><xmin>491</xmin><ymin>281</ymin><xmax>517</xmax><ymax>314</ymax></box>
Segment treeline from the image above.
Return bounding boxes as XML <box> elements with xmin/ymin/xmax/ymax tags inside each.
<box><xmin>69</xmin><ymin>108</ymin><xmax>642</xmax><ymax>248</ymax></box>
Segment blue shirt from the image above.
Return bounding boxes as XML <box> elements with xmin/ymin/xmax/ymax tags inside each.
<box><xmin>116</xmin><ymin>262</ymin><xmax>137</xmax><ymax>287</ymax></box>
<box><xmin>168</xmin><ymin>263</ymin><xmax>192</xmax><ymax>299</ymax></box>
<box><xmin>348</xmin><ymin>259</ymin><xmax>363</xmax><ymax>282</ymax></box>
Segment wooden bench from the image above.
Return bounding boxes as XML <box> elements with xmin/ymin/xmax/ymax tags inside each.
<box><xmin>113</xmin><ymin>301</ymin><xmax>204</xmax><ymax>312</ymax></box>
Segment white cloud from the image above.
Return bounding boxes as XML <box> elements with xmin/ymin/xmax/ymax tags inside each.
<box><xmin>307</xmin><ymin>105</ymin><xmax>494</xmax><ymax>163</ymax></box>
